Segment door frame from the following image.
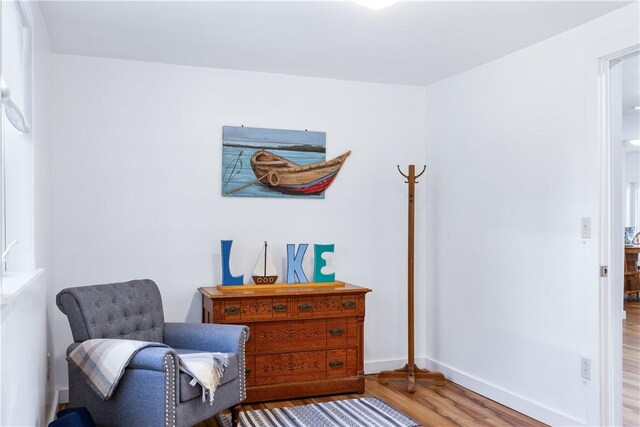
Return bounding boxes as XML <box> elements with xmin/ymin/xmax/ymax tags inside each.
<box><xmin>599</xmin><ymin>45</ymin><xmax>639</xmax><ymax>427</ymax></box>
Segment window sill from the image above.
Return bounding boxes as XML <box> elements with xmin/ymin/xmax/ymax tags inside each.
<box><xmin>0</xmin><ymin>269</ymin><xmax>43</xmax><ymax>306</ymax></box>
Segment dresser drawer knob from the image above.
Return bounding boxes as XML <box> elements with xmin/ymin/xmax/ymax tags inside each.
<box><xmin>329</xmin><ymin>360</ymin><xmax>344</xmax><ymax>369</ymax></box>
<box><xmin>329</xmin><ymin>327</ymin><xmax>344</xmax><ymax>336</ymax></box>
<box><xmin>272</xmin><ymin>304</ymin><xmax>287</xmax><ymax>312</ymax></box>
<box><xmin>225</xmin><ymin>306</ymin><xmax>240</xmax><ymax>315</ymax></box>
<box><xmin>342</xmin><ymin>301</ymin><xmax>356</xmax><ymax>309</ymax></box>
<box><xmin>245</xmin><ymin>368</ymin><xmax>252</xmax><ymax>375</ymax></box>
<box><xmin>298</xmin><ymin>303</ymin><xmax>313</xmax><ymax>312</ymax></box>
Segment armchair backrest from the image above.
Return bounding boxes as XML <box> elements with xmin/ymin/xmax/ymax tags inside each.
<box><xmin>56</xmin><ymin>279</ymin><xmax>165</xmax><ymax>343</ymax></box>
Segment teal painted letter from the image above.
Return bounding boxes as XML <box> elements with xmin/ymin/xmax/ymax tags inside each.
<box><xmin>286</xmin><ymin>244</ymin><xmax>309</xmax><ymax>283</ymax></box>
<box><xmin>313</xmin><ymin>244</ymin><xmax>335</xmax><ymax>282</ymax></box>
<box><xmin>221</xmin><ymin>240</ymin><xmax>244</xmax><ymax>285</ymax></box>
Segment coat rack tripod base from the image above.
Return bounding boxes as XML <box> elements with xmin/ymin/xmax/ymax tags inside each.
<box><xmin>378</xmin><ymin>364</ymin><xmax>445</xmax><ymax>392</ymax></box>
<box><xmin>377</xmin><ymin>164</ymin><xmax>445</xmax><ymax>393</ymax></box>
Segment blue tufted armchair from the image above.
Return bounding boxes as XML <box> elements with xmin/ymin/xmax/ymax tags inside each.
<box><xmin>56</xmin><ymin>279</ymin><xmax>248</xmax><ymax>427</ymax></box>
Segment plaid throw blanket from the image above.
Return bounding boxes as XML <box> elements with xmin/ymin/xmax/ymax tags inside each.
<box><xmin>68</xmin><ymin>339</ymin><xmax>229</xmax><ymax>404</ymax></box>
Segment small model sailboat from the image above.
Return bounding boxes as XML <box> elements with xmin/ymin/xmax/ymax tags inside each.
<box><xmin>252</xmin><ymin>241</ymin><xmax>278</xmax><ymax>284</ymax></box>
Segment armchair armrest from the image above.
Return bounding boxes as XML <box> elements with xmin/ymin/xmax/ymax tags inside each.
<box><xmin>67</xmin><ymin>343</ymin><xmax>177</xmax><ymax>373</ymax></box>
<box><xmin>128</xmin><ymin>347</ymin><xmax>178</xmax><ymax>372</ymax></box>
<box><xmin>163</xmin><ymin>322</ymin><xmax>249</xmax><ymax>353</ymax></box>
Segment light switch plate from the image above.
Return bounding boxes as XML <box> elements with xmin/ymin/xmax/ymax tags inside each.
<box><xmin>581</xmin><ymin>217</ymin><xmax>591</xmax><ymax>239</ymax></box>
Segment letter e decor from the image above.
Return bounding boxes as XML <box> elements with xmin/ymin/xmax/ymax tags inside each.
<box><xmin>313</xmin><ymin>244</ymin><xmax>335</xmax><ymax>283</ymax></box>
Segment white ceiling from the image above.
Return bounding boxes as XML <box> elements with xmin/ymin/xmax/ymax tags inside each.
<box><xmin>38</xmin><ymin>1</ymin><xmax>631</xmax><ymax>86</ymax></box>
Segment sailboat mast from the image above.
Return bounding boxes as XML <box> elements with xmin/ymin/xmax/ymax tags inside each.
<box><xmin>264</xmin><ymin>241</ymin><xmax>267</xmax><ymax>277</ymax></box>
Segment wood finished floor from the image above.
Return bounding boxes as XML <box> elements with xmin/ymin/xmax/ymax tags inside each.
<box><xmin>624</xmin><ymin>299</ymin><xmax>640</xmax><ymax>427</ymax></box>
<box><xmin>198</xmin><ymin>376</ymin><xmax>546</xmax><ymax>427</ymax></box>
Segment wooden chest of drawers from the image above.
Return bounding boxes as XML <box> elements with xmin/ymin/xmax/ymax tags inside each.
<box><xmin>198</xmin><ymin>283</ymin><xmax>371</xmax><ymax>403</ymax></box>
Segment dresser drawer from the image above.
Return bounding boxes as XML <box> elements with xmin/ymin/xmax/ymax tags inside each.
<box><xmin>341</xmin><ymin>296</ymin><xmax>358</xmax><ymax>313</ymax></box>
<box><xmin>221</xmin><ymin>299</ymin><xmax>243</xmax><ymax>321</ymax></box>
<box><xmin>312</xmin><ymin>295</ymin><xmax>359</xmax><ymax>314</ymax></box>
<box><xmin>254</xmin><ymin>319</ymin><xmax>327</xmax><ymax>352</ymax></box>
<box><xmin>326</xmin><ymin>318</ymin><xmax>359</xmax><ymax>347</ymax></box>
<box><xmin>241</xmin><ymin>298</ymin><xmax>274</xmax><ymax>320</ymax></box>
<box><xmin>312</xmin><ymin>295</ymin><xmax>342</xmax><ymax>314</ymax></box>
<box><xmin>217</xmin><ymin>294</ymin><xmax>364</xmax><ymax>322</ymax></box>
<box><xmin>326</xmin><ymin>318</ymin><xmax>347</xmax><ymax>347</ymax></box>
<box><xmin>295</xmin><ymin>298</ymin><xmax>314</xmax><ymax>318</ymax></box>
<box><xmin>326</xmin><ymin>348</ymin><xmax>357</xmax><ymax>379</ymax></box>
<box><xmin>271</xmin><ymin>298</ymin><xmax>291</xmax><ymax>319</ymax></box>
<box><xmin>218</xmin><ymin>297</ymin><xmax>295</xmax><ymax>322</ymax></box>
<box><xmin>255</xmin><ymin>350</ymin><xmax>326</xmax><ymax>385</ymax></box>
<box><xmin>293</xmin><ymin>295</ymin><xmax>362</xmax><ymax>318</ymax></box>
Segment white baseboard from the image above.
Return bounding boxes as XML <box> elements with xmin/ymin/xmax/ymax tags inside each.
<box><xmin>364</xmin><ymin>357</ymin><xmax>423</xmax><ymax>374</ymax></box>
<box><xmin>423</xmin><ymin>357</ymin><xmax>585</xmax><ymax>426</ymax></box>
<box><xmin>46</xmin><ymin>389</ymin><xmax>59</xmax><ymax>424</ymax></box>
<box><xmin>46</xmin><ymin>389</ymin><xmax>69</xmax><ymax>423</ymax></box>
<box><xmin>366</xmin><ymin>357</ymin><xmax>585</xmax><ymax>426</ymax></box>
<box><xmin>58</xmin><ymin>388</ymin><xmax>69</xmax><ymax>404</ymax></box>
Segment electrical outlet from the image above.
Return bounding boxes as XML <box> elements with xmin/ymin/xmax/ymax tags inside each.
<box><xmin>581</xmin><ymin>217</ymin><xmax>592</xmax><ymax>239</ymax></box>
<box><xmin>581</xmin><ymin>357</ymin><xmax>591</xmax><ymax>380</ymax></box>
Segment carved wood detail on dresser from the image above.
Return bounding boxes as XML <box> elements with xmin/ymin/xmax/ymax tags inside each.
<box><xmin>198</xmin><ymin>283</ymin><xmax>371</xmax><ymax>403</ymax></box>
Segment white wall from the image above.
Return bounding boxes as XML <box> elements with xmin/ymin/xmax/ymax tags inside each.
<box><xmin>622</xmin><ymin>114</ymin><xmax>639</xmax><ymax>142</ymax></box>
<box><xmin>423</xmin><ymin>4</ymin><xmax>638</xmax><ymax>426</ymax></box>
<box><xmin>0</xmin><ymin>2</ymin><xmax>52</xmax><ymax>426</ymax></box>
<box><xmin>1</xmin><ymin>274</ymin><xmax>47</xmax><ymax>427</ymax></box>
<box><xmin>626</xmin><ymin>151</ymin><xmax>640</xmax><ymax>183</ymax></box>
<box><xmin>48</xmin><ymin>54</ymin><xmax>428</xmax><ymax>391</ymax></box>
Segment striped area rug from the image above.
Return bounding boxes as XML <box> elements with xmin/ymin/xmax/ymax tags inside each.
<box><xmin>217</xmin><ymin>397</ymin><xmax>420</xmax><ymax>427</ymax></box>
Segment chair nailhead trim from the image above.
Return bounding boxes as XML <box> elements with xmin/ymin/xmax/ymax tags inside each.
<box><xmin>239</xmin><ymin>329</ymin><xmax>248</xmax><ymax>401</ymax></box>
<box><xmin>164</xmin><ymin>354</ymin><xmax>176</xmax><ymax>427</ymax></box>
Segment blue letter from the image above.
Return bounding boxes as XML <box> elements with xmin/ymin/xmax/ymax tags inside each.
<box><xmin>221</xmin><ymin>240</ymin><xmax>244</xmax><ymax>285</ymax></box>
<box><xmin>313</xmin><ymin>244</ymin><xmax>335</xmax><ymax>283</ymax></box>
<box><xmin>286</xmin><ymin>244</ymin><xmax>309</xmax><ymax>284</ymax></box>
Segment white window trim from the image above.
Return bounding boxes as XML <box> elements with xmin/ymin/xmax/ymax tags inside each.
<box><xmin>0</xmin><ymin>0</ymin><xmax>37</xmax><ymax>304</ymax></box>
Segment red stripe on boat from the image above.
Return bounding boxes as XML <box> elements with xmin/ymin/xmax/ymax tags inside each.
<box><xmin>285</xmin><ymin>176</ymin><xmax>336</xmax><ymax>195</ymax></box>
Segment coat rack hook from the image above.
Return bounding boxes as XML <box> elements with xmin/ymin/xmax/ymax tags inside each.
<box><xmin>415</xmin><ymin>165</ymin><xmax>427</xmax><ymax>179</ymax></box>
<box><xmin>397</xmin><ymin>165</ymin><xmax>409</xmax><ymax>180</ymax></box>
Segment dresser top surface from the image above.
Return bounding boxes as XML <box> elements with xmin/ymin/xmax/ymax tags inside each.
<box><xmin>199</xmin><ymin>282</ymin><xmax>371</xmax><ymax>299</ymax></box>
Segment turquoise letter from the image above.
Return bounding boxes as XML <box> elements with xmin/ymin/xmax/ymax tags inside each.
<box><xmin>221</xmin><ymin>240</ymin><xmax>244</xmax><ymax>285</ymax></box>
<box><xmin>313</xmin><ymin>244</ymin><xmax>335</xmax><ymax>283</ymax></box>
<box><xmin>286</xmin><ymin>244</ymin><xmax>309</xmax><ymax>284</ymax></box>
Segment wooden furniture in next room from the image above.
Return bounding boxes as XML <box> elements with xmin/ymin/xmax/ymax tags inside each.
<box><xmin>198</xmin><ymin>282</ymin><xmax>371</xmax><ymax>403</ymax></box>
<box><xmin>624</xmin><ymin>245</ymin><xmax>640</xmax><ymax>298</ymax></box>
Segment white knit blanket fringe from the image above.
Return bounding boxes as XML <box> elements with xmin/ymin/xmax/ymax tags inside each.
<box><xmin>68</xmin><ymin>339</ymin><xmax>229</xmax><ymax>405</ymax></box>
<box><xmin>179</xmin><ymin>352</ymin><xmax>229</xmax><ymax>404</ymax></box>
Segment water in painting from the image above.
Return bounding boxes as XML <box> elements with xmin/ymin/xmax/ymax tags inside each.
<box><xmin>222</xmin><ymin>126</ymin><xmax>327</xmax><ymax>199</ymax></box>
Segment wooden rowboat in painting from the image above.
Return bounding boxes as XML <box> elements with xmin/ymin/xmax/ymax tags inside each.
<box><xmin>250</xmin><ymin>150</ymin><xmax>351</xmax><ymax>195</ymax></box>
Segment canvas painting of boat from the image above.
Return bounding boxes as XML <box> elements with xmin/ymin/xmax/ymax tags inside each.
<box><xmin>222</xmin><ymin>126</ymin><xmax>350</xmax><ymax>198</ymax></box>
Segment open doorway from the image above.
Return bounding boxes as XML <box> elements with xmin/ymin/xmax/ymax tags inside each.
<box><xmin>601</xmin><ymin>46</ymin><xmax>639</xmax><ymax>427</ymax></box>
<box><xmin>620</xmin><ymin>51</ymin><xmax>639</xmax><ymax>427</ymax></box>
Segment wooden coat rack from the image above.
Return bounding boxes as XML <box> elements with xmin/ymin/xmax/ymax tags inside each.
<box><xmin>377</xmin><ymin>164</ymin><xmax>445</xmax><ymax>392</ymax></box>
